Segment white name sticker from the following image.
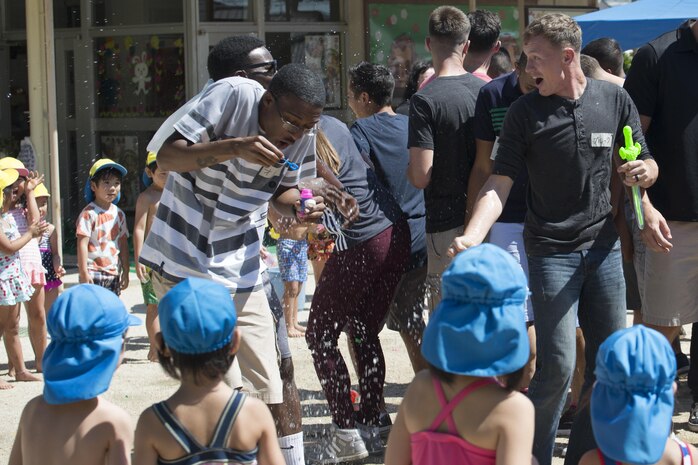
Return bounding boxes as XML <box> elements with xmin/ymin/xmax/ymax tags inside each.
<box><xmin>591</xmin><ymin>133</ymin><xmax>613</xmax><ymax>148</ymax></box>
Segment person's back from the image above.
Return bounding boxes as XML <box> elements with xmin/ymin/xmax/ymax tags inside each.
<box><xmin>10</xmin><ymin>396</ymin><xmax>133</xmax><ymax>465</ymax></box>
<box><xmin>409</xmin><ymin>73</ymin><xmax>483</xmax><ymax>233</ymax></box>
<box><xmin>581</xmin><ymin>325</ymin><xmax>698</xmax><ymax>465</ymax></box>
<box><xmin>405</xmin><ymin>371</ymin><xmax>530</xmax><ymax>465</ymax></box>
<box><xmin>134</xmin><ymin>278</ymin><xmax>284</xmax><ymax>465</ymax></box>
<box><xmin>385</xmin><ymin>245</ymin><xmax>534</xmax><ymax>465</ymax></box>
<box><xmin>9</xmin><ymin>284</ymin><xmax>141</xmax><ymax>465</ymax></box>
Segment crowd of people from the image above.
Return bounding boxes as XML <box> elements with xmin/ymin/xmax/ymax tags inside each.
<box><xmin>1</xmin><ymin>4</ymin><xmax>697</xmax><ymax>465</ymax></box>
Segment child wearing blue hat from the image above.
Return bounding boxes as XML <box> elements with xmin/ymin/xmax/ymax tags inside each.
<box><xmin>8</xmin><ymin>284</ymin><xmax>141</xmax><ymax>464</ymax></box>
<box><xmin>385</xmin><ymin>244</ymin><xmax>535</xmax><ymax>465</ymax></box>
<box><xmin>581</xmin><ymin>325</ymin><xmax>697</xmax><ymax>465</ymax></box>
<box><xmin>76</xmin><ymin>158</ymin><xmax>130</xmax><ymax>295</ymax></box>
<box><xmin>134</xmin><ymin>277</ymin><xmax>285</xmax><ymax>465</ymax></box>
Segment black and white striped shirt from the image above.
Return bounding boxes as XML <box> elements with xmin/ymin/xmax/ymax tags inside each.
<box><xmin>140</xmin><ymin>77</ymin><xmax>316</xmax><ymax>292</ymax></box>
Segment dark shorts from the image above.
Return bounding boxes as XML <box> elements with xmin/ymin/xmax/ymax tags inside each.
<box><xmin>262</xmin><ymin>271</ymin><xmax>291</xmax><ymax>360</ymax></box>
<box><xmin>91</xmin><ymin>271</ymin><xmax>120</xmax><ymax>295</ymax></box>
<box><xmin>385</xmin><ymin>264</ymin><xmax>427</xmax><ymax>334</ymax></box>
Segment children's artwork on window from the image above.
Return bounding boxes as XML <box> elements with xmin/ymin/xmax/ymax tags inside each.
<box><xmin>303</xmin><ymin>34</ymin><xmax>341</xmax><ymax>108</ymax></box>
<box><xmin>95</xmin><ymin>35</ymin><xmax>185</xmax><ymax>118</ymax></box>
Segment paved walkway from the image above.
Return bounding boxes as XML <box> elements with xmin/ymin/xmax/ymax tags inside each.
<box><xmin>0</xmin><ymin>267</ymin><xmax>696</xmax><ymax>463</ymax></box>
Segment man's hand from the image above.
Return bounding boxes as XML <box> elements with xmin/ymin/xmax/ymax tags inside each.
<box><xmin>640</xmin><ymin>203</ymin><xmax>672</xmax><ymax>253</ymax></box>
<box><xmin>617</xmin><ymin>159</ymin><xmax>657</xmax><ymax>189</ymax></box>
<box><xmin>299</xmin><ymin>178</ymin><xmax>359</xmax><ymax>228</ymax></box>
<box><xmin>228</xmin><ymin>135</ymin><xmax>285</xmax><ymax>167</ymax></box>
<box><xmin>448</xmin><ymin>235</ymin><xmax>479</xmax><ymax>257</ymax></box>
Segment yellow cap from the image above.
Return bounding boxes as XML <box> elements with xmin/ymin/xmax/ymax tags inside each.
<box><xmin>0</xmin><ymin>157</ymin><xmax>29</xmax><ymax>177</ymax></box>
<box><xmin>89</xmin><ymin>158</ymin><xmax>127</xmax><ymax>178</ymax></box>
<box><xmin>146</xmin><ymin>151</ymin><xmax>157</xmax><ymax>167</ymax></box>
<box><xmin>0</xmin><ymin>169</ymin><xmax>19</xmax><ymax>206</ymax></box>
<box><xmin>34</xmin><ymin>183</ymin><xmax>50</xmax><ymax>198</ymax></box>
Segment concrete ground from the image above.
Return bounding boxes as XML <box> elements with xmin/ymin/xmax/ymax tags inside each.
<box><xmin>0</xmin><ymin>266</ymin><xmax>696</xmax><ymax>463</ymax></box>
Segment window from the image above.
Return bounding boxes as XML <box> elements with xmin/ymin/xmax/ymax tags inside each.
<box><xmin>94</xmin><ymin>35</ymin><xmax>186</xmax><ymax>118</ymax></box>
<box><xmin>266</xmin><ymin>32</ymin><xmax>342</xmax><ymax>107</ymax></box>
<box><xmin>199</xmin><ymin>0</ymin><xmax>253</xmax><ymax>22</ymax></box>
<box><xmin>265</xmin><ymin>0</ymin><xmax>340</xmax><ymax>22</ymax></box>
<box><xmin>92</xmin><ymin>0</ymin><xmax>183</xmax><ymax>26</ymax></box>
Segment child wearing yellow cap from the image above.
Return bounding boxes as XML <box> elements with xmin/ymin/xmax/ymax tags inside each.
<box><xmin>34</xmin><ymin>183</ymin><xmax>65</xmax><ymax>312</ymax></box>
<box><xmin>76</xmin><ymin>159</ymin><xmax>130</xmax><ymax>295</ymax></box>
<box><xmin>133</xmin><ymin>152</ymin><xmax>169</xmax><ymax>361</ymax></box>
<box><xmin>0</xmin><ymin>168</ymin><xmax>48</xmax><ymax>387</ymax></box>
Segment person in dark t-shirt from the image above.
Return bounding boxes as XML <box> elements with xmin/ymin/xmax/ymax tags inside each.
<box><xmin>624</xmin><ymin>18</ymin><xmax>698</xmax><ymax>430</ymax></box>
<box><xmin>348</xmin><ymin>62</ymin><xmax>428</xmax><ymax>374</ymax></box>
<box><xmin>450</xmin><ymin>14</ymin><xmax>658</xmax><ymax>465</ymax></box>
<box><xmin>407</xmin><ymin>6</ymin><xmax>484</xmax><ymax>312</ymax></box>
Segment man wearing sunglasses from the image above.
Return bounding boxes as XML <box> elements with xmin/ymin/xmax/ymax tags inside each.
<box><xmin>141</xmin><ymin>36</ymin><xmax>356</xmax><ymax>465</ymax></box>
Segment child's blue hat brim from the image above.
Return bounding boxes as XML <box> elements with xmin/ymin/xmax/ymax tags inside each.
<box><xmin>421</xmin><ymin>244</ymin><xmax>530</xmax><ymax>377</ymax></box>
<box><xmin>591</xmin><ymin>325</ymin><xmax>676</xmax><ymax>465</ymax></box>
<box><xmin>43</xmin><ymin>284</ymin><xmax>141</xmax><ymax>404</ymax></box>
<box><xmin>83</xmin><ymin>159</ymin><xmax>127</xmax><ymax>204</ymax></box>
<box><xmin>159</xmin><ymin>278</ymin><xmax>237</xmax><ymax>354</ymax></box>
<box><xmin>142</xmin><ymin>171</ymin><xmax>153</xmax><ymax>187</ymax></box>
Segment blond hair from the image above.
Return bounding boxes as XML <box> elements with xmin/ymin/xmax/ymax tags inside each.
<box><xmin>315</xmin><ymin>129</ymin><xmax>341</xmax><ymax>175</ymax></box>
<box><xmin>524</xmin><ymin>13</ymin><xmax>582</xmax><ymax>53</ymax></box>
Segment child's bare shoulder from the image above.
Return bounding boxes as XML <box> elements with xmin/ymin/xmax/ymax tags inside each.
<box><xmin>403</xmin><ymin>370</ymin><xmax>434</xmax><ymax>407</ymax></box>
<box><xmin>143</xmin><ymin>186</ymin><xmax>163</xmax><ymax>201</ymax></box>
<box><xmin>94</xmin><ymin>397</ymin><xmax>132</xmax><ymax>430</ymax></box>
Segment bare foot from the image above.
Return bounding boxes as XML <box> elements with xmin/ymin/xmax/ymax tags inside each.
<box><xmin>287</xmin><ymin>326</ymin><xmax>305</xmax><ymax>338</ymax></box>
<box><xmin>14</xmin><ymin>370</ymin><xmax>42</xmax><ymax>382</ymax></box>
<box><xmin>293</xmin><ymin>323</ymin><xmax>307</xmax><ymax>334</ymax></box>
<box><xmin>8</xmin><ymin>364</ymin><xmax>15</xmax><ymax>378</ymax></box>
<box><xmin>147</xmin><ymin>348</ymin><xmax>158</xmax><ymax>363</ymax></box>
<box><xmin>0</xmin><ymin>378</ymin><xmax>14</xmax><ymax>390</ymax></box>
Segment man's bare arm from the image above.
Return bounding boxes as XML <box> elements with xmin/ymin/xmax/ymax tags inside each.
<box><xmin>408</xmin><ymin>147</ymin><xmax>433</xmax><ymax>189</ymax></box>
<box><xmin>157</xmin><ymin>132</ymin><xmax>285</xmax><ymax>173</ymax></box>
<box><xmin>465</xmin><ymin>139</ymin><xmax>495</xmax><ymax>226</ymax></box>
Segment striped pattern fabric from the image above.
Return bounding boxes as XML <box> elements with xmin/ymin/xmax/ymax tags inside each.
<box><xmin>139</xmin><ymin>77</ymin><xmax>316</xmax><ymax>293</ymax></box>
<box><xmin>489</xmin><ymin>106</ymin><xmax>509</xmax><ymax>134</ymax></box>
<box><xmin>151</xmin><ymin>390</ymin><xmax>258</xmax><ymax>465</ymax></box>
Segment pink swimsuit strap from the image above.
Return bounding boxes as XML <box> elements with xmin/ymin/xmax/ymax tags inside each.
<box><xmin>430</xmin><ymin>377</ymin><xmax>499</xmax><ymax>434</ymax></box>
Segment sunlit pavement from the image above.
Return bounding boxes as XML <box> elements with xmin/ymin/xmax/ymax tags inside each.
<box><xmin>1</xmin><ymin>264</ymin><xmax>696</xmax><ymax>464</ymax></box>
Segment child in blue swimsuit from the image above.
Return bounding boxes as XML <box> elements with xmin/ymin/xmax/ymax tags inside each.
<box><xmin>133</xmin><ymin>277</ymin><xmax>285</xmax><ymax>465</ymax></box>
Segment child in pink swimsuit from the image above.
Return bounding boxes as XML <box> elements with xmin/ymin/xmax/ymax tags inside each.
<box><xmin>385</xmin><ymin>244</ymin><xmax>535</xmax><ymax>465</ymax></box>
<box><xmin>581</xmin><ymin>325</ymin><xmax>697</xmax><ymax>465</ymax></box>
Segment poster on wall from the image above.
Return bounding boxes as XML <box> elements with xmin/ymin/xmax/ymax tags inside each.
<box><xmin>367</xmin><ymin>3</ymin><xmax>521</xmax><ymax>96</ymax></box>
<box><xmin>304</xmin><ymin>34</ymin><xmax>342</xmax><ymax>108</ymax></box>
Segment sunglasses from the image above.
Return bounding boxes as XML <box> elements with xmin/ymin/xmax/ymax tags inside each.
<box><xmin>245</xmin><ymin>59</ymin><xmax>278</xmax><ymax>77</ymax></box>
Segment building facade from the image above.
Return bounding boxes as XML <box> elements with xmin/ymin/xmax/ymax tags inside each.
<box><xmin>0</xmin><ymin>0</ymin><xmax>596</xmax><ymax>240</ymax></box>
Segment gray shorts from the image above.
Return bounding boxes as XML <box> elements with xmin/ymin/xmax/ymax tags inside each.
<box><xmin>640</xmin><ymin>221</ymin><xmax>698</xmax><ymax>327</ymax></box>
<box><xmin>385</xmin><ymin>264</ymin><xmax>427</xmax><ymax>334</ymax></box>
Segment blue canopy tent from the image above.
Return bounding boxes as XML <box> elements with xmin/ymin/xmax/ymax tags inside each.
<box><xmin>576</xmin><ymin>0</ymin><xmax>698</xmax><ymax>50</ymax></box>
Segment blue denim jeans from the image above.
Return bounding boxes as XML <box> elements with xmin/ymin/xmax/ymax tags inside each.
<box><xmin>527</xmin><ymin>245</ymin><xmax>626</xmax><ymax>465</ymax></box>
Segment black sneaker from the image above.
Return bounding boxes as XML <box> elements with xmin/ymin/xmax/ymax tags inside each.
<box><xmin>557</xmin><ymin>405</ymin><xmax>577</xmax><ymax>437</ymax></box>
<box><xmin>688</xmin><ymin>402</ymin><xmax>698</xmax><ymax>432</ymax></box>
<box><xmin>378</xmin><ymin>413</ymin><xmax>392</xmax><ymax>440</ymax></box>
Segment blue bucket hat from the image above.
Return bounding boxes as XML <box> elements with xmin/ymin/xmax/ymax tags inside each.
<box><xmin>142</xmin><ymin>151</ymin><xmax>157</xmax><ymax>187</ymax></box>
<box><xmin>83</xmin><ymin>158</ymin><xmax>127</xmax><ymax>204</ymax></box>
<box><xmin>421</xmin><ymin>244</ymin><xmax>529</xmax><ymax>377</ymax></box>
<box><xmin>159</xmin><ymin>278</ymin><xmax>237</xmax><ymax>354</ymax></box>
<box><xmin>43</xmin><ymin>284</ymin><xmax>141</xmax><ymax>404</ymax></box>
<box><xmin>592</xmin><ymin>325</ymin><xmax>676</xmax><ymax>465</ymax></box>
